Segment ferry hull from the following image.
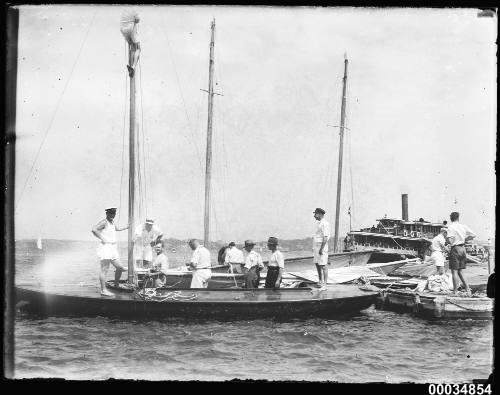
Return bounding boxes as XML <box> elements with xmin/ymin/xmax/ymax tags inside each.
<box><xmin>16</xmin><ymin>284</ymin><xmax>377</xmax><ymax>320</ymax></box>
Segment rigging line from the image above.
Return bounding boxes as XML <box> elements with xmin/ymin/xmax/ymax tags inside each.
<box><xmin>15</xmin><ymin>11</ymin><xmax>97</xmax><ymax>211</ymax></box>
<box><xmin>159</xmin><ymin>17</ymin><xmax>204</xmax><ymax>176</ymax></box>
<box><xmin>138</xmin><ymin>61</ymin><xmax>149</xmax><ymax>217</ymax></box>
<box><xmin>119</xmin><ymin>39</ymin><xmax>128</xmax><ymax>224</ymax></box>
<box><xmin>136</xmin><ymin>131</ymin><xmax>144</xmax><ymax>223</ymax></box>
<box><xmin>346</xmin><ymin>88</ymin><xmax>355</xmax><ymax>230</ymax></box>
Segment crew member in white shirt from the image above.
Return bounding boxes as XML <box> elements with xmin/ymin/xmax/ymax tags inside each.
<box><xmin>431</xmin><ymin>228</ymin><xmax>448</xmax><ymax>275</ymax></box>
<box><xmin>225</xmin><ymin>241</ymin><xmax>245</xmax><ymax>274</ymax></box>
<box><xmin>446</xmin><ymin>212</ymin><xmax>476</xmax><ymax>295</ymax></box>
<box><xmin>313</xmin><ymin>207</ymin><xmax>330</xmax><ymax>290</ymax></box>
<box><xmin>242</xmin><ymin>240</ymin><xmax>264</xmax><ymax>289</ymax></box>
<box><xmin>91</xmin><ymin>207</ymin><xmax>129</xmax><ymax>296</ymax></box>
<box><xmin>186</xmin><ymin>239</ymin><xmax>212</xmax><ymax>288</ymax></box>
<box><xmin>265</xmin><ymin>237</ymin><xmax>284</xmax><ymax>289</ymax></box>
<box><xmin>133</xmin><ymin>219</ymin><xmax>163</xmax><ymax>269</ymax></box>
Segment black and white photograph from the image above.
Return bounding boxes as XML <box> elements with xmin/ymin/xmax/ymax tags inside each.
<box><xmin>4</xmin><ymin>5</ymin><xmax>496</xmax><ymax>383</ymax></box>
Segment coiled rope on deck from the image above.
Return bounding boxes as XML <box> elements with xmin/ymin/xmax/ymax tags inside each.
<box><xmin>135</xmin><ymin>288</ymin><xmax>198</xmax><ymax>302</ymax></box>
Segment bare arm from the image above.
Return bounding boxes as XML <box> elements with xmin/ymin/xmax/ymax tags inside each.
<box><xmin>115</xmin><ymin>223</ymin><xmax>130</xmax><ymax>232</ymax></box>
<box><xmin>91</xmin><ymin>220</ymin><xmax>107</xmax><ymax>243</ymax></box>
<box><xmin>276</xmin><ymin>267</ymin><xmax>283</xmax><ymax>287</ymax></box>
<box><xmin>319</xmin><ymin>236</ymin><xmax>328</xmax><ymax>254</ymax></box>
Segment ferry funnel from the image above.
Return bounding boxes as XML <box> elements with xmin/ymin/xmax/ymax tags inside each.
<box><xmin>402</xmin><ymin>194</ymin><xmax>409</xmax><ymax>221</ymax></box>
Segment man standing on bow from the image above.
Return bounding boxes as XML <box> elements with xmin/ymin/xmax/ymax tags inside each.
<box><xmin>265</xmin><ymin>237</ymin><xmax>284</xmax><ymax>289</ymax></box>
<box><xmin>446</xmin><ymin>212</ymin><xmax>476</xmax><ymax>295</ymax></box>
<box><xmin>186</xmin><ymin>239</ymin><xmax>212</xmax><ymax>288</ymax></box>
<box><xmin>313</xmin><ymin>207</ymin><xmax>330</xmax><ymax>290</ymax></box>
<box><xmin>92</xmin><ymin>207</ymin><xmax>129</xmax><ymax>296</ymax></box>
<box><xmin>242</xmin><ymin>240</ymin><xmax>264</xmax><ymax>289</ymax></box>
<box><xmin>225</xmin><ymin>241</ymin><xmax>245</xmax><ymax>274</ymax></box>
<box><xmin>133</xmin><ymin>219</ymin><xmax>163</xmax><ymax>269</ymax></box>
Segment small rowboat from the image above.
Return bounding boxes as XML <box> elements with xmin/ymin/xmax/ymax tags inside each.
<box><xmin>377</xmin><ymin>289</ymin><xmax>493</xmax><ymax>320</ymax></box>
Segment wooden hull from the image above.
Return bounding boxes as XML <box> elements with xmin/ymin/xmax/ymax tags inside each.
<box><xmin>377</xmin><ymin>289</ymin><xmax>493</xmax><ymax>320</ymax></box>
<box><xmin>15</xmin><ymin>284</ymin><xmax>378</xmax><ymax>320</ymax></box>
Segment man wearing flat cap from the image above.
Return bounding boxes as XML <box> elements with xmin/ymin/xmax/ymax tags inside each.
<box><xmin>265</xmin><ymin>237</ymin><xmax>285</xmax><ymax>289</ymax></box>
<box><xmin>133</xmin><ymin>219</ymin><xmax>164</xmax><ymax>269</ymax></box>
<box><xmin>92</xmin><ymin>207</ymin><xmax>129</xmax><ymax>296</ymax></box>
<box><xmin>242</xmin><ymin>240</ymin><xmax>264</xmax><ymax>289</ymax></box>
<box><xmin>313</xmin><ymin>208</ymin><xmax>330</xmax><ymax>290</ymax></box>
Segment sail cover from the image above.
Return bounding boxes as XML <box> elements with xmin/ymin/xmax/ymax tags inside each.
<box><xmin>120</xmin><ymin>10</ymin><xmax>140</xmax><ymax>44</ymax></box>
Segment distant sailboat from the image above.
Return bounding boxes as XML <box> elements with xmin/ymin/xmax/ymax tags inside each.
<box><xmin>36</xmin><ymin>235</ymin><xmax>43</xmax><ymax>250</ymax></box>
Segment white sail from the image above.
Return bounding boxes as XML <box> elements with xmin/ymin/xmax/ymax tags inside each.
<box><xmin>36</xmin><ymin>236</ymin><xmax>43</xmax><ymax>250</ymax></box>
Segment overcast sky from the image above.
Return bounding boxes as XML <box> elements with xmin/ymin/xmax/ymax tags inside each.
<box><xmin>14</xmin><ymin>5</ymin><xmax>496</xmax><ymax>243</ymax></box>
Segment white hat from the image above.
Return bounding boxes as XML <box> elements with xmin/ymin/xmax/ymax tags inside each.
<box><xmin>145</xmin><ymin>218</ymin><xmax>154</xmax><ymax>224</ymax></box>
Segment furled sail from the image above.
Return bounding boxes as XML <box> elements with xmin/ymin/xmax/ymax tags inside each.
<box><xmin>120</xmin><ymin>10</ymin><xmax>140</xmax><ymax>44</ymax></box>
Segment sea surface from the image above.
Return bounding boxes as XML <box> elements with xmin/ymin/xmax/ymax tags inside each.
<box><xmin>14</xmin><ymin>240</ymin><xmax>494</xmax><ymax>382</ymax></box>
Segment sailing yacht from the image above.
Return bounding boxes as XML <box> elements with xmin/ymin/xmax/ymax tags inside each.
<box><xmin>15</xmin><ymin>14</ymin><xmax>380</xmax><ymax>319</ymax></box>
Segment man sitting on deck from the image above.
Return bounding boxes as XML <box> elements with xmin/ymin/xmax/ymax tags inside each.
<box><xmin>265</xmin><ymin>237</ymin><xmax>284</xmax><ymax>289</ymax></box>
<box><xmin>152</xmin><ymin>240</ymin><xmax>170</xmax><ymax>287</ymax></box>
<box><xmin>186</xmin><ymin>239</ymin><xmax>212</xmax><ymax>288</ymax></box>
<box><xmin>242</xmin><ymin>240</ymin><xmax>264</xmax><ymax>289</ymax></box>
<box><xmin>92</xmin><ymin>207</ymin><xmax>129</xmax><ymax>296</ymax></box>
<box><xmin>446</xmin><ymin>212</ymin><xmax>476</xmax><ymax>296</ymax></box>
<box><xmin>225</xmin><ymin>241</ymin><xmax>245</xmax><ymax>274</ymax></box>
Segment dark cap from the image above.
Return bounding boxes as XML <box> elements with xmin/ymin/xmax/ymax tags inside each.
<box><xmin>267</xmin><ymin>237</ymin><xmax>278</xmax><ymax>245</ymax></box>
<box><xmin>244</xmin><ymin>240</ymin><xmax>255</xmax><ymax>247</ymax></box>
<box><xmin>313</xmin><ymin>208</ymin><xmax>325</xmax><ymax>215</ymax></box>
<box><xmin>228</xmin><ymin>241</ymin><xmax>236</xmax><ymax>247</ymax></box>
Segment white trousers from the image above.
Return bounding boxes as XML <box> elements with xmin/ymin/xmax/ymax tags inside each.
<box><xmin>190</xmin><ymin>268</ymin><xmax>212</xmax><ymax>288</ymax></box>
<box><xmin>313</xmin><ymin>242</ymin><xmax>329</xmax><ymax>266</ymax></box>
<box><xmin>431</xmin><ymin>251</ymin><xmax>445</xmax><ymax>267</ymax></box>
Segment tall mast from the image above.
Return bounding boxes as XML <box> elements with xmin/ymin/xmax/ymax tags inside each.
<box><xmin>333</xmin><ymin>54</ymin><xmax>348</xmax><ymax>253</ymax></box>
<box><xmin>120</xmin><ymin>13</ymin><xmax>140</xmax><ymax>283</ymax></box>
<box><xmin>203</xmin><ymin>19</ymin><xmax>215</xmax><ymax>246</ymax></box>
<box><xmin>127</xmin><ymin>49</ymin><xmax>136</xmax><ymax>283</ymax></box>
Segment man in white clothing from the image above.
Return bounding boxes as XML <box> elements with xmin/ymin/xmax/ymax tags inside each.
<box><xmin>431</xmin><ymin>228</ymin><xmax>448</xmax><ymax>275</ymax></box>
<box><xmin>446</xmin><ymin>212</ymin><xmax>476</xmax><ymax>295</ymax></box>
<box><xmin>225</xmin><ymin>241</ymin><xmax>245</xmax><ymax>274</ymax></box>
<box><xmin>186</xmin><ymin>239</ymin><xmax>212</xmax><ymax>288</ymax></box>
<box><xmin>313</xmin><ymin>207</ymin><xmax>330</xmax><ymax>290</ymax></box>
<box><xmin>242</xmin><ymin>240</ymin><xmax>264</xmax><ymax>289</ymax></box>
<box><xmin>133</xmin><ymin>219</ymin><xmax>163</xmax><ymax>269</ymax></box>
<box><xmin>91</xmin><ymin>207</ymin><xmax>129</xmax><ymax>296</ymax></box>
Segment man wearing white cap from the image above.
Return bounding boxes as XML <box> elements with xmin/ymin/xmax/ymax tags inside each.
<box><xmin>133</xmin><ymin>219</ymin><xmax>163</xmax><ymax>269</ymax></box>
<box><xmin>92</xmin><ymin>207</ymin><xmax>129</xmax><ymax>296</ymax></box>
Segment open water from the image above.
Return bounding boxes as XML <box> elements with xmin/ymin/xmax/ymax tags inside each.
<box><xmin>14</xmin><ymin>240</ymin><xmax>493</xmax><ymax>382</ymax></box>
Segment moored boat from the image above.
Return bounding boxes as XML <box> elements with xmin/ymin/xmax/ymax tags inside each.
<box><xmin>376</xmin><ymin>288</ymin><xmax>493</xmax><ymax>320</ymax></box>
<box><xmin>16</xmin><ymin>283</ymin><xmax>378</xmax><ymax>319</ymax></box>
